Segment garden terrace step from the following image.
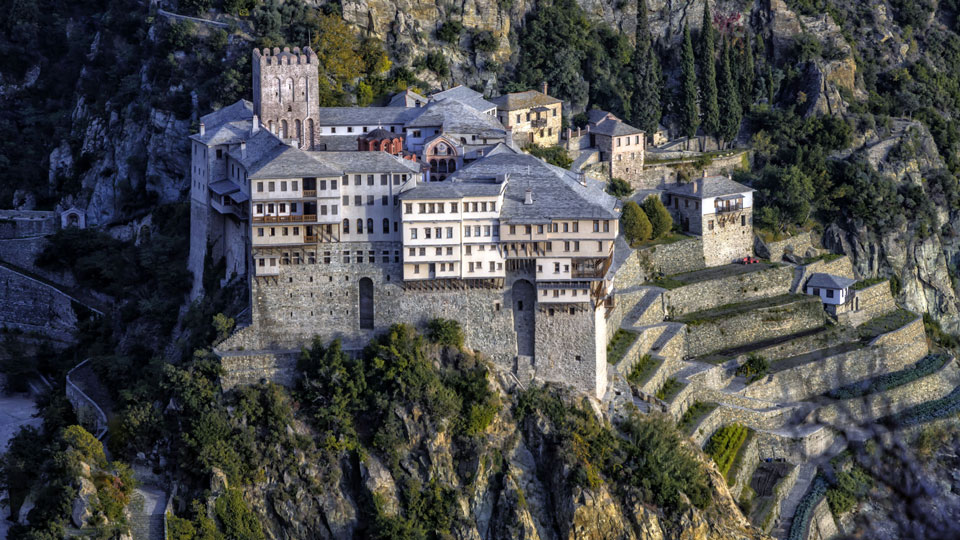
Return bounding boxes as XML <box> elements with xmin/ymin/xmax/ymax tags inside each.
<box><xmin>693</xmin><ymin>326</ymin><xmax>849</xmax><ymax>366</ymax></box>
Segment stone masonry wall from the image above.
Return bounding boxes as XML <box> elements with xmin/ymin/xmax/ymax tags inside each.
<box><xmin>686</xmin><ymin>298</ymin><xmax>824</xmax><ymax>357</ymax></box>
<box><xmin>837</xmin><ymin>280</ymin><xmax>895</xmax><ymax>326</ymax></box>
<box><xmin>0</xmin><ymin>265</ymin><xmax>78</xmax><ymax>343</ymax></box>
<box><xmin>534</xmin><ymin>305</ymin><xmax>606</xmax><ymax>397</ymax></box>
<box><xmin>756</xmin><ymin>231</ymin><xmax>818</xmax><ymax>262</ymax></box>
<box><xmin>663</xmin><ymin>264</ymin><xmax>795</xmax><ymax>318</ymax></box>
<box><xmin>219</xmin><ymin>351</ymin><xmax>299</xmax><ymax>390</ymax></box>
<box><xmin>0</xmin><ymin>237</ymin><xmax>76</xmax><ymax>286</ymax></box>
<box><xmin>636</xmin><ymin>237</ymin><xmax>706</xmax><ymax>278</ymax></box>
<box><xmin>702</xmin><ymin>208</ymin><xmax>754</xmax><ymax>267</ymax></box>
<box><xmin>744</xmin><ymin>318</ymin><xmax>927</xmax><ymax>402</ymax></box>
<box><xmin>636</xmin><ymin>151</ymin><xmax>748</xmax><ymax>190</ymax></box>
<box><xmin>682</xmin><ymin>296</ymin><xmax>825</xmax><ymax>358</ymax></box>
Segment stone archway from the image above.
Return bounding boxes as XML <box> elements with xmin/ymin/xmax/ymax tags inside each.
<box><xmin>512</xmin><ymin>279</ymin><xmax>536</xmax><ymax>357</ymax></box>
<box><xmin>359</xmin><ymin>277</ymin><xmax>374</xmax><ymax>330</ymax></box>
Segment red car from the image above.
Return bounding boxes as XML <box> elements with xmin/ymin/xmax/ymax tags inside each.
<box><xmin>739</xmin><ymin>256</ymin><xmax>761</xmax><ymax>264</ymax></box>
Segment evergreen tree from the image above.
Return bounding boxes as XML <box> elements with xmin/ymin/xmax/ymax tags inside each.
<box><xmin>621</xmin><ymin>201</ymin><xmax>653</xmax><ymax>246</ymax></box>
<box><xmin>739</xmin><ymin>31</ymin><xmax>755</xmax><ymax>111</ymax></box>
<box><xmin>642</xmin><ymin>196</ymin><xmax>674</xmax><ymax>238</ymax></box>
<box><xmin>698</xmin><ymin>1</ymin><xmax>719</xmax><ymax>137</ymax></box>
<box><xmin>718</xmin><ymin>38</ymin><xmax>742</xmax><ymax>146</ymax></box>
<box><xmin>679</xmin><ymin>25</ymin><xmax>700</xmax><ymax>138</ymax></box>
<box><xmin>629</xmin><ymin>0</ymin><xmax>662</xmax><ymax>133</ymax></box>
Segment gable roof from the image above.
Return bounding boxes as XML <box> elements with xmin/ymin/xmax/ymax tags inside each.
<box><xmin>312</xmin><ymin>151</ymin><xmax>421</xmax><ymax>174</ymax></box>
<box><xmin>248</xmin><ymin>145</ymin><xmax>341</xmax><ymax>179</ymax></box>
<box><xmin>806</xmin><ymin>273</ymin><xmax>856</xmax><ymax>290</ymax></box>
<box><xmin>431</xmin><ymin>85</ymin><xmax>496</xmax><ymax>113</ymax></box>
<box><xmin>664</xmin><ymin>176</ymin><xmax>755</xmax><ymax>199</ymax></box>
<box><xmin>591</xmin><ymin>118</ymin><xmax>643</xmax><ymax>137</ymax></box>
<box><xmin>227</xmin><ymin>128</ymin><xmax>286</xmax><ymax>170</ymax></box>
<box><xmin>388</xmin><ymin>89</ymin><xmax>429</xmax><ymax>108</ymax></box>
<box><xmin>435</xmin><ymin>148</ymin><xmax>620</xmax><ymax>221</ymax></box>
<box><xmin>491</xmin><ymin>90</ymin><xmax>562</xmax><ymax>111</ymax></box>
<box><xmin>404</xmin><ymin>99</ymin><xmax>506</xmax><ymax>138</ymax></box>
<box><xmin>315</xmin><ymin>107</ymin><xmax>420</xmax><ymax>126</ymax></box>
<box><xmin>200</xmin><ymin>100</ymin><xmax>253</xmax><ymax>127</ymax></box>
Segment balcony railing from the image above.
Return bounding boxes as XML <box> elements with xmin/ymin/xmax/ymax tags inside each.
<box><xmin>252</xmin><ymin>214</ymin><xmax>317</xmax><ymax>224</ymax></box>
<box><xmin>531</xmin><ymin>118</ymin><xmax>548</xmax><ymax>128</ymax></box>
<box><xmin>715</xmin><ymin>203</ymin><xmax>743</xmax><ymax>214</ymax></box>
<box><xmin>303</xmin><ymin>190</ymin><xmax>317</xmax><ymax>197</ymax></box>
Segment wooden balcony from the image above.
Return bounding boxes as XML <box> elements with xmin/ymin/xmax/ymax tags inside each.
<box><xmin>252</xmin><ymin>214</ymin><xmax>317</xmax><ymax>224</ymax></box>
<box><xmin>531</xmin><ymin>118</ymin><xmax>548</xmax><ymax>128</ymax></box>
<box><xmin>303</xmin><ymin>190</ymin><xmax>317</xmax><ymax>197</ymax></box>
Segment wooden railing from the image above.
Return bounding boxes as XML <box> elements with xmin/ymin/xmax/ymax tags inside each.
<box><xmin>303</xmin><ymin>190</ymin><xmax>317</xmax><ymax>197</ymax></box>
<box><xmin>253</xmin><ymin>214</ymin><xmax>317</xmax><ymax>224</ymax></box>
<box><xmin>531</xmin><ymin>118</ymin><xmax>548</xmax><ymax>128</ymax></box>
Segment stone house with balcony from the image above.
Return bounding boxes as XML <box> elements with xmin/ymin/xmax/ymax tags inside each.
<box><xmin>492</xmin><ymin>83</ymin><xmax>563</xmax><ymax>147</ymax></box>
<box><xmin>564</xmin><ymin>110</ymin><xmax>645</xmax><ymax>185</ymax></box>
<box><xmin>663</xmin><ymin>175</ymin><xmax>755</xmax><ymax>267</ymax></box>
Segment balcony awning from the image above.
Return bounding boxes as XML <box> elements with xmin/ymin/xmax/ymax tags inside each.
<box><xmin>715</xmin><ymin>194</ymin><xmax>744</xmax><ymax>202</ymax></box>
<box><xmin>531</xmin><ymin>106</ymin><xmax>550</xmax><ymax>113</ymax></box>
<box><xmin>227</xmin><ymin>191</ymin><xmax>250</xmax><ymax>203</ymax></box>
<box><xmin>209</xmin><ymin>180</ymin><xmax>242</xmax><ymax>196</ymax></box>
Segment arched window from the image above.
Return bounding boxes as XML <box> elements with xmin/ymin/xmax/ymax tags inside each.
<box><xmin>380</xmin><ymin>140</ymin><xmax>390</xmax><ymax>152</ymax></box>
<box><xmin>460</xmin><ymin>137</ymin><xmax>467</xmax><ymax>145</ymax></box>
<box><xmin>382</xmin><ymin>218</ymin><xmax>390</xmax><ymax>234</ymax></box>
<box><xmin>268</xmin><ymin>120</ymin><xmax>275</xmax><ymax>134</ymax></box>
<box><xmin>295</xmin><ymin>119</ymin><xmax>302</xmax><ymax>142</ymax></box>
<box><xmin>342</xmin><ymin>218</ymin><xmax>350</xmax><ymax>234</ymax></box>
<box><xmin>438</xmin><ymin>160</ymin><xmax>448</xmax><ymax>173</ymax></box>
<box><xmin>367</xmin><ymin>218</ymin><xmax>374</xmax><ymax>234</ymax></box>
<box><xmin>430</xmin><ymin>159</ymin><xmax>437</xmax><ymax>172</ymax></box>
<box><xmin>281</xmin><ymin>120</ymin><xmax>288</xmax><ymax>138</ymax></box>
<box><xmin>357</xmin><ymin>218</ymin><xmax>364</xmax><ymax>233</ymax></box>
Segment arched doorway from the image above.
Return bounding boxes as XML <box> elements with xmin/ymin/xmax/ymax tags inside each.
<box><xmin>359</xmin><ymin>277</ymin><xmax>374</xmax><ymax>330</ymax></box>
<box><xmin>512</xmin><ymin>279</ymin><xmax>536</xmax><ymax>357</ymax></box>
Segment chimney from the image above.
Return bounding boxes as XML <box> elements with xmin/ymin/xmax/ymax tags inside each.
<box><xmin>703</xmin><ymin>169</ymin><xmax>708</xmax><ymax>178</ymax></box>
<box><xmin>541</xmin><ymin>81</ymin><xmax>548</xmax><ymax>95</ymax></box>
<box><xmin>524</xmin><ymin>189</ymin><xmax>534</xmax><ymax>205</ymax></box>
<box><xmin>240</xmin><ymin>141</ymin><xmax>247</xmax><ymax>160</ymax></box>
<box><xmin>692</xmin><ymin>179</ymin><xmax>698</xmax><ymax>194</ymax></box>
<box><xmin>252</xmin><ymin>115</ymin><xmax>260</xmax><ymax>134</ymax></box>
<box><xmin>199</xmin><ymin>122</ymin><xmax>205</xmax><ymax>136</ymax></box>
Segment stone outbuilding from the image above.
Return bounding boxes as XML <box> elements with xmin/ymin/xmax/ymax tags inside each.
<box><xmin>60</xmin><ymin>207</ymin><xmax>86</xmax><ymax>229</ymax></box>
<box><xmin>804</xmin><ymin>273</ymin><xmax>855</xmax><ymax>306</ymax></box>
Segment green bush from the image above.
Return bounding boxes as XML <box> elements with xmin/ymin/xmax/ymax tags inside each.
<box><xmin>735</xmin><ymin>353</ymin><xmax>769</xmax><ymax>384</ymax></box>
<box><xmin>215</xmin><ymin>489</ymin><xmax>264</xmax><ymax>540</ymax></box>
<box><xmin>677</xmin><ymin>401</ymin><xmax>718</xmax><ymax>435</ymax></box>
<box><xmin>436</xmin><ymin>20</ymin><xmax>463</xmax><ymax>43</ymax></box>
<box><xmin>655</xmin><ymin>377</ymin><xmax>685</xmax><ymax>402</ymax></box>
<box><xmin>426</xmin><ymin>318</ymin><xmax>465</xmax><ymax>349</ymax></box>
<box><xmin>621</xmin><ymin>201</ymin><xmax>653</xmax><ymax>247</ymax></box>
<box><xmin>626</xmin><ymin>354</ymin><xmax>660</xmax><ymax>387</ymax></box>
<box><xmin>472</xmin><ymin>30</ymin><xmax>498</xmax><ymax>52</ymax></box>
<box><xmin>525</xmin><ymin>144</ymin><xmax>573</xmax><ymax>169</ymax></box>
<box><xmin>825</xmin><ymin>465</ymin><xmax>872</xmax><ymax>515</ymax></box>
<box><xmin>705</xmin><ymin>423</ymin><xmax>749</xmax><ymax>479</ymax></box>
<box><xmin>606</xmin><ymin>328</ymin><xmax>638</xmax><ymax>365</ymax></box>
<box><xmin>642</xmin><ymin>196</ymin><xmax>673</xmax><ymax>239</ymax></box>
<box><xmin>607</xmin><ymin>177</ymin><xmax>633</xmax><ymax>198</ymax></box>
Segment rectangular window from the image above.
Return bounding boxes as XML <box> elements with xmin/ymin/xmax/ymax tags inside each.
<box><xmin>268</xmin><ymin>181</ymin><xmax>275</xmax><ymax>191</ymax></box>
<box><xmin>321</xmin><ymin>205</ymin><xmax>327</xmax><ymax>215</ymax></box>
<box><xmin>465</xmin><ymin>226</ymin><xmax>471</xmax><ymax>238</ymax></box>
<box><xmin>603</xmin><ymin>220</ymin><xmax>609</xmax><ymax>232</ymax></box>
<box><xmin>320</xmin><ymin>180</ymin><xmax>327</xmax><ymax>190</ymax></box>
<box><xmin>257</xmin><ymin>182</ymin><xmax>264</xmax><ymax>193</ymax></box>
<box><xmin>593</xmin><ymin>220</ymin><xmax>600</xmax><ymax>232</ymax></box>
<box><xmin>451</xmin><ymin>202</ymin><xmax>458</xmax><ymax>212</ymax></box>
<box><xmin>573</xmin><ymin>222</ymin><xmax>579</xmax><ymax>232</ymax></box>
<box><xmin>597</xmin><ymin>241</ymin><xmax>603</xmax><ymax>251</ymax></box>
<box><xmin>405</xmin><ymin>203</ymin><xmax>413</xmax><ymax>213</ymax></box>
<box><xmin>290</xmin><ymin>202</ymin><xmax>298</xmax><ymax>212</ymax></box>
<box><xmin>537</xmin><ymin>225</ymin><xmax>544</xmax><ymax>234</ymax></box>
<box><xmin>419</xmin><ymin>247</ymin><xmax>425</xmax><ymax>256</ymax></box>
<box><xmin>257</xmin><ymin>228</ymin><xmax>264</xmax><ymax>237</ymax></box>
<box><xmin>466</xmin><ymin>245</ymin><xmax>472</xmax><ymax>255</ymax></box>
<box><xmin>354</xmin><ymin>174</ymin><xmax>362</xmax><ymax>184</ymax></box>
<box><xmin>355</xmin><ymin>196</ymin><xmax>362</xmax><ymax>206</ymax></box>
<box><xmin>282</xmin><ymin>227</ymin><xmax>288</xmax><ymax>236</ymax></box>
<box><xmin>382</xmin><ymin>195</ymin><xmax>388</xmax><ymax>206</ymax></box>
<box><xmin>493</xmin><ymin>225</ymin><xmax>500</xmax><ymax>237</ymax></box>
<box><xmin>411</xmin><ymin>229</ymin><xmax>417</xmax><ymax>239</ymax></box>
<box><xmin>331</xmin><ymin>180</ymin><xmax>337</xmax><ymax>189</ymax></box>
<box><xmin>280</xmin><ymin>181</ymin><xmax>287</xmax><ymax>191</ymax></box>
<box><xmin>343</xmin><ymin>195</ymin><xmax>349</xmax><ymax>206</ymax></box>
<box><xmin>331</xmin><ymin>205</ymin><xmax>338</xmax><ymax>214</ymax></box>
<box><xmin>292</xmin><ymin>181</ymin><xmax>298</xmax><ymax>191</ymax></box>
<box><xmin>419</xmin><ymin>203</ymin><xmax>426</xmax><ymax>213</ymax></box>
<box><xmin>293</xmin><ymin>227</ymin><xmax>299</xmax><ymax>235</ymax></box>
<box><xmin>256</xmin><ymin>204</ymin><xmax>263</xmax><ymax>214</ymax></box>
<box><xmin>510</xmin><ymin>225</ymin><xmax>516</xmax><ymax>235</ymax></box>
<box><xmin>446</xmin><ymin>247</ymin><xmax>453</xmax><ymax>255</ymax></box>
<box><xmin>525</xmin><ymin>225</ymin><xmax>532</xmax><ymax>234</ymax></box>
<box><xmin>270</xmin><ymin>227</ymin><xmax>276</xmax><ymax>236</ymax></box>
<box><xmin>827</xmin><ymin>289</ymin><xmax>834</xmax><ymax>298</ymax></box>
<box><xmin>394</xmin><ymin>175</ymin><xmax>401</xmax><ymax>185</ymax></box>
<box><xmin>484</xmin><ymin>226</ymin><xmax>491</xmax><ymax>237</ymax></box>
<box><xmin>554</xmin><ymin>262</ymin><xmax>560</xmax><ymax>273</ymax></box>
<box><xmin>435</xmin><ymin>227</ymin><xmax>442</xmax><ymax>238</ymax></box>
<box><xmin>474</xmin><ymin>225</ymin><xmax>481</xmax><ymax>237</ymax></box>
<box><xmin>367</xmin><ymin>195</ymin><xmax>374</xmax><ymax>206</ymax></box>
<box><xmin>409</xmin><ymin>248</ymin><xmax>416</xmax><ymax>256</ymax></box>
<box><xmin>367</xmin><ymin>175</ymin><xmax>374</xmax><ymax>185</ymax></box>
<box><xmin>381</xmin><ymin>174</ymin><xmax>388</xmax><ymax>185</ymax></box>
<box><xmin>414</xmin><ymin>264</ymin><xmax>420</xmax><ymax>274</ymax></box>
<box><xmin>436</xmin><ymin>247</ymin><xmax>442</xmax><ymax>255</ymax></box>
<box><xmin>425</xmin><ymin>228</ymin><xmax>432</xmax><ymax>239</ymax></box>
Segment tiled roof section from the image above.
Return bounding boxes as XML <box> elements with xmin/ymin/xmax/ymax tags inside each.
<box><xmin>227</xmin><ymin>128</ymin><xmax>285</xmax><ymax>170</ymax></box>
<box><xmin>190</xmin><ymin>120</ymin><xmax>253</xmax><ymax>146</ymax></box>
<box><xmin>208</xmin><ymin>180</ymin><xmax>242</xmax><ymax>195</ymax></box>
<box><xmin>200</xmin><ymin>100</ymin><xmax>253</xmax><ymax>127</ymax></box>
<box><xmin>405</xmin><ymin>99</ymin><xmax>506</xmax><ymax>138</ymax></box>
<box><xmin>590</xmin><ymin>118</ymin><xmax>643</xmax><ymax>137</ymax></box>
<box><xmin>248</xmin><ymin>145</ymin><xmax>341</xmax><ymax>179</ymax></box>
<box><xmin>314</xmin><ymin>135</ymin><xmax>362</xmax><ymax>151</ymax></box>
<box><xmin>452</xmin><ymin>149</ymin><xmax>620</xmax><ymax>221</ymax></box>
<box><xmin>312</xmin><ymin>151</ymin><xmax>421</xmax><ymax>174</ymax></box>
<box><xmin>400</xmin><ymin>178</ymin><xmax>506</xmax><ymax>200</ymax></box>
<box><xmin>664</xmin><ymin>176</ymin><xmax>755</xmax><ymax>199</ymax></box>
<box><xmin>360</xmin><ymin>127</ymin><xmax>404</xmax><ymax>140</ymax></box>
<box><xmin>587</xmin><ymin>109</ymin><xmax>616</xmax><ymax>124</ymax></box>
<box><xmin>315</xmin><ymin>106</ymin><xmax>420</xmax><ymax>126</ymax></box>
<box><xmin>806</xmin><ymin>273</ymin><xmax>856</xmax><ymax>290</ymax></box>
<box><xmin>490</xmin><ymin>90</ymin><xmax>562</xmax><ymax>111</ymax></box>
<box><xmin>388</xmin><ymin>89</ymin><xmax>428</xmax><ymax>107</ymax></box>
<box><xmin>431</xmin><ymin>85</ymin><xmax>497</xmax><ymax>112</ymax></box>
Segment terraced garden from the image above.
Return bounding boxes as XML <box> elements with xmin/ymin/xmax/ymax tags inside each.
<box><xmin>857</xmin><ymin>309</ymin><xmax>916</xmax><ymax>342</ymax></box>
<box><xmin>675</xmin><ymin>294</ymin><xmax>808</xmax><ymax>326</ymax></box>
<box><xmin>826</xmin><ymin>354</ymin><xmax>950</xmax><ymax>399</ymax></box>
<box><xmin>678</xmin><ymin>401</ymin><xmax>718</xmax><ymax>435</ymax></box>
<box><xmin>646</xmin><ymin>261</ymin><xmax>777</xmax><ymax>290</ymax></box>
<box><xmin>626</xmin><ymin>353</ymin><xmax>661</xmax><ymax>387</ymax></box>
<box><xmin>705</xmin><ymin>423</ymin><xmax>752</xmax><ymax>483</ymax></box>
<box><xmin>882</xmin><ymin>384</ymin><xmax>960</xmax><ymax>427</ymax></box>
<box><xmin>607</xmin><ymin>328</ymin><xmax>638</xmax><ymax>365</ymax></box>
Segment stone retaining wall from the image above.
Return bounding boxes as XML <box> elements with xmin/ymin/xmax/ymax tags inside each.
<box><xmin>744</xmin><ymin>318</ymin><xmax>927</xmax><ymax>402</ymax></box>
<box><xmin>637</xmin><ymin>151</ymin><xmax>748</xmax><ymax>189</ymax></box>
<box><xmin>811</xmin><ymin>359</ymin><xmax>959</xmax><ymax>425</ymax></box>
<box><xmin>755</xmin><ymin>231</ymin><xmax>818</xmax><ymax>262</ymax></box>
<box><xmin>738</xmin><ymin>326</ymin><xmax>854</xmax><ymax>364</ymax></box>
<box><xmin>0</xmin><ymin>265</ymin><xmax>78</xmax><ymax>343</ymax></box>
<box><xmin>66</xmin><ymin>360</ymin><xmax>107</xmax><ymax>439</ymax></box>
<box><xmin>806</xmin><ymin>498</ymin><xmax>838</xmax><ymax>540</ymax></box>
<box><xmin>218</xmin><ymin>350</ymin><xmax>300</xmax><ymax>390</ymax></box>
<box><xmin>690</xmin><ymin>401</ymin><xmax>797</xmax><ymax>446</ymax></box>
<box><xmin>838</xmin><ymin>281</ymin><xmax>895</xmax><ymax>327</ymax></box>
<box><xmin>635</xmin><ymin>237</ymin><xmax>705</xmax><ymax>279</ymax></box>
<box><xmin>663</xmin><ymin>265</ymin><xmax>795</xmax><ymax>318</ymax></box>
<box><xmin>729</xmin><ymin>435</ymin><xmax>760</xmax><ymax>501</ymax></box>
<box><xmin>683</xmin><ymin>297</ymin><xmax>825</xmax><ymax>358</ymax></box>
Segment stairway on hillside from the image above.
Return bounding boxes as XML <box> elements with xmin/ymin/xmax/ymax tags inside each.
<box><xmin>129</xmin><ymin>485</ymin><xmax>165</xmax><ymax>540</ymax></box>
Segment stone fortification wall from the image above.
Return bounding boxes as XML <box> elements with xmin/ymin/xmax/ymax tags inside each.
<box><xmin>811</xmin><ymin>359</ymin><xmax>959</xmax><ymax>426</ymax></box>
<box><xmin>744</xmin><ymin>317</ymin><xmax>927</xmax><ymax>402</ymax></box>
<box><xmin>682</xmin><ymin>297</ymin><xmax>825</xmax><ymax>358</ymax></box>
<box><xmin>755</xmin><ymin>231</ymin><xmax>818</xmax><ymax>262</ymax></box>
<box><xmin>663</xmin><ymin>264</ymin><xmax>795</xmax><ymax>318</ymax></box>
<box><xmin>0</xmin><ymin>237</ymin><xmax>76</xmax><ymax>286</ymax></box>
<box><xmin>219</xmin><ymin>351</ymin><xmax>299</xmax><ymax>390</ymax></box>
<box><xmin>220</xmin><ymin>255</ymin><xmax>607</xmax><ymax>396</ymax></box>
<box><xmin>0</xmin><ymin>265</ymin><xmax>79</xmax><ymax>343</ymax></box>
<box><xmin>637</xmin><ymin>151</ymin><xmax>748</xmax><ymax>190</ymax></box>
<box><xmin>0</xmin><ymin>210</ymin><xmax>57</xmax><ymax>239</ymax></box>
<box><xmin>637</xmin><ymin>237</ymin><xmax>705</xmax><ymax>278</ymax></box>
<box><xmin>837</xmin><ymin>280</ymin><xmax>895</xmax><ymax>326</ymax></box>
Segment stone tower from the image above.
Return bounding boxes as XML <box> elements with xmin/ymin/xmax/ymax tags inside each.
<box><xmin>252</xmin><ymin>46</ymin><xmax>320</xmax><ymax>149</ymax></box>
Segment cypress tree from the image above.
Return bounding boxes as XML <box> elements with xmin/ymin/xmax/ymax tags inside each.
<box><xmin>739</xmin><ymin>31</ymin><xmax>755</xmax><ymax>111</ymax></box>
<box><xmin>621</xmin><ymin>201</ymin><xmax>653</xmax><ymax>246</ymax></box>
<box><xmin>629</xmin><ymin>0</ymin><xmax>662</xmax><ymax>134</ymax></box>
<box><xmin>718</xmin><ymin>38</ymin><xmax>742</xmax><ymax>146</ymax></box>
<box><xmin>698</xmin><ymin>0</ymin><xmax>719</xmax><ymax>137</ymax></box>
<box><xmin>642</xmin><ymin>195</ymin><xmax>673</xmax><ymax>239</ymax></box>
<box><xmin>679</xmin><ymin>24</ymin><xmax>699</xmax><ymax>139</ymax></box>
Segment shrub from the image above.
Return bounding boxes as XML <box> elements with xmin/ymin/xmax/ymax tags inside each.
<box><xmin>642</xmin><ymin>195</ymin><xmax>673</xmax><ymax>239</ymax></box>
<box><xmin>626</xmin><ymin>354</ymin><xmax>660</xmax><ymax>387</ymax></box>
<box><xmin>825</xmin><ymin>465</ymin><xmax>872</xmax><ymax>515</ymax></box>
<box><xmin>525</xmin><ymin>144</ymin><xmax>573</xmax><ymax>169</ymax></box>
<box><xmin>424</xmin><ymin>52</ymin><xmax>449</xmax><ymax>77</ymax></box>
<box><xmin>473</xmin><ymin>30</ymin><xmax>498</xmax><ymax>52</ymax></box>
<box><xmin>215</xmin><ymin>488</ymin><xmax>265</xmax><ymax>540</ymax></box>
<box><xmin>655</xmin><ymin>377</ymin><xmax>685</xmax><ymax>402</ymax></box>
<box><xmin>735</xmin><ymin>353</ymin><xmax>769</xmax><ymax>384</ymax></box>
<box><xmin>621</xmin><ymin>201</ymin><xmax>652</xmax><ymax>246</ymax></box>
<box><xmin>62</xmin><ymin>425</ymin><xmax>107</xmax><ymax>467</ymax></box>
<box><xmin>436</xmin><ymin>20</ymin><xmax>463</xmax><ymax>43</ymax></box>
<box><xmin>606</xmin><ymin>328</ymin><xmax>638</xmax><ymax>365</ymax></box>
<box><xmin>677</xmin><ymin>401</ymin><xmax>718</xmax><ymax>435</ymax></box>
<box><xmin>427</xmin><ymin>318</ymin><xmax>465</xmax><ymax>349</ymax></box>
<box><xmin>607</xmin><ymin>177</ymin><xmax>633</xmax><ymax>198</ymax></box>
<box><xmin>705</xmin><ymin>423</ymin><xmax>749</xmax><ymax>478</ymax></box>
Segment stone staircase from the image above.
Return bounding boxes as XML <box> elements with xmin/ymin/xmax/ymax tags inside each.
<box><xmin>129</xmin><ymin>485</ymin><xmax>165</xmax><ymax>540</ymax></box>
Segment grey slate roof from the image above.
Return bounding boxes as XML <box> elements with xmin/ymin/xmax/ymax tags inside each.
<box><xmin>208</xmin><ymin>180</ymin><xmax>242</xmax><ymax>195</ymax></box>
<box><xmin>200</xmin><ymin>100</ymin><xmax>253</xmax><ymax>127</ymax></box>
<box><xmin>399</xmin><ymin>178</ymin><xmax>506</xmax><ymax>200</ymax></box>
<box><xmin>431</xmin><ymin>85</ymin><xmax>497</xmax><ymax>113</ymax></box>
<box><xmin>664</xmin><ymin>176</ymin><xmax>755</xmax><ymax>199</ymax></box>
<box><xmin>315</xmin><ymin>107</ymin><xmax>419</xmax><ymax>126</ymax></box>
<box><xmin>312</xmin><ymin>151</ymin><xmax>421</xmax><ymax>175</ymax></box>
<box><xmin>228</xmin><ymin>128</ymin><xmax>286</xmax><ymax>171</ymax></box>
<box><xmin>388</xmin><ymin>89</ymin><xmax>428</xmax><ymax>108</ymax></box>
<box><xmin>591</xmin><ymin>118</ymin><xmax>643</xmax><ymax>137</ymax></box>
<box><xmin>806</xmin><ymin>273</ymin><xmax>856</xmax><ymax>290</ymax></box>
<box><xmin>587</xmin><ymin>109</ymin><xmax>616</xmax><ymax>125</ymax></box>
<box><xmin>314</xmin><ymin>135</ymin><xmax>362</xmax><ymax>151</ymax></box>
<box><xmin>405</xmin><ymin>99</ymin><xmax>506</xmax><ymax>138</ymax></box>
<box><xmin>490</xmin><ymin>90</ymin><xmax>561</xmax><ymax>111</ymax></box>
<box><xmin>248</xmin><ymin>145</ymin><xmax>341</xmax><ymax>179</ymax></box>
<box><xmin>406</xmin><ymin>147</ymin><xmax>619</xmax><ymax>221</ymax></box>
